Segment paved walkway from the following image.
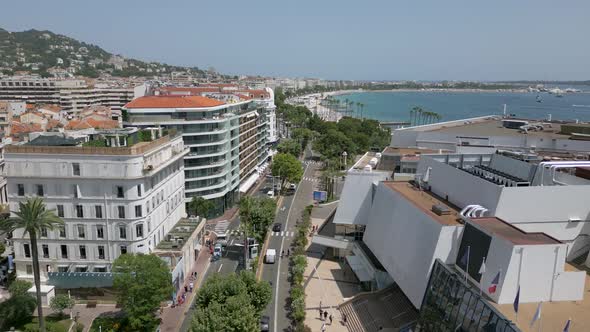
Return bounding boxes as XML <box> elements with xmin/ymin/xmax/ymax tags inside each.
<box><xmin>159</xmin><ymin>248</ymin><xmax>211</xmax><ymax>332</ymax></box>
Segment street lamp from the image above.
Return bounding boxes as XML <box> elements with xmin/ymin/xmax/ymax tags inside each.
<box><xmin>341</xmin><ymin>151</ymin><xmax>348</xmax><ymax>170</ymax></box>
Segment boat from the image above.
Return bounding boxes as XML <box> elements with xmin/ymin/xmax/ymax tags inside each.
<box><xmin>536</xmin><ymin>95</ymin><xmax>542</xmax><ymax>103</ymax></box>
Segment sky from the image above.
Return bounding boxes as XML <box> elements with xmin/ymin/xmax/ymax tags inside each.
<box><xmin>2</xmin><ymin>0</ymin><xmax>590</xmax><ymax>81</ymax></box>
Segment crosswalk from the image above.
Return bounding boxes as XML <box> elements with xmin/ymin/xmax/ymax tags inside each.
<box><xmin>303</xmin><ymin>160</ymin><xmax>323</xmax><ymax>166</ymax></box>
<box><xmin>271</xmin><ymin>231</ymin><xmax>295</xmax><ymax>237</ymax></box>
<box><xmin>213</xmin><ymin>220</ymin><xmax>230</xmax><ymax>236</ymax></box>
<box><xmin>302</xmin><ymin>176</ymin><xmax>319</xmax><ymax>182</ymax></box>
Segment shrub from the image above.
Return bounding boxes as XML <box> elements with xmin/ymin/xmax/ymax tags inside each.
<box><xmin>8</xmin><ymin>279</ymin><xmax>32</xmax><ymax>297</ymax></box>
<box><xmin>0</xmin><ymin>295</ymin><xmax>37</xmax><ymax>330</ymax></box>
<box><xmin>50</xmin><ymin>294</ymin><xmax>75</xmax><ymax>316</ymax></box>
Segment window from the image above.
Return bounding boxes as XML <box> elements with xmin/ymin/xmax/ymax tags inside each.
<box><xmin>42</xmin><ymin>244</ymin><xmax>49</xmax><ymax>258</ymax></box>
<box><xmin>73</xmin><ymin>184</ymin><xmax>80</xmax><ymax>198</ymax></box>
<box><xmin>58</xmin><ymin>266</ymin><xmax>68</xmax><ymax>272</ymax></box>
<box><xmin>57</xmin><ymin>205</ymin><xmax>64</xmax><ymax>217</ymax></box>
<box><xmin>98</xmin><ymin>246</ymin><xmax>105</xmax><ymax>259</ymax></box>
<box><xmin>94</xmin><ymin>267</ymin><xmax>107</xmax><ymax>272</ymax></box>
<box><xmin>40</xmin><ymin>227</ymin><xmax>48</xmax><ymax>237</ymax></box>
<box><xmin>147</xmin><ymin>220</ymin><xmax>151</xmax><ymax>233</ymax></box>
<box><xmin>146</xmin><ymin>202</ymin><xmax>150</xmax><ymax>213</ymax></box>
<box><xmin>118</xmin><ymin>206</ymin><xmax>125</xmax><ymax>219</ymax></box>
<box><xmin>23</xmin><ymin>243</ymin><xmax>31</xmax><ymax>258</ymax></box>
<box><xmin>95</xmin><ymin>205</ymin><xmax>103</xmax><ymax>219</ymax></box>
<box><xmin>135</xmin><ymin>205</ymin><xmax>142</xmax><ymax>217</ymax></box>
<box><xmin>61</xmin><ymin>245</ymin><xmax>68</xmax><ymax>258</ymax></box>
<box><xmin>76</xmin><ymin>205</ymin><xmax>84</xmax><ymax>218</ymax></box>
<box><xmin>136</xmin><ymin>224</ymin><xmax>143</xmax><ymax>238</ymax></box>
<box><xmin>116</xmin><ymin>186</ymin><xmax>124</xmax><ymax>198</ymax></box>
<box><xmin>79</xmin><ymin>245</ymin><xmax>86</xmax><ymax>259</ymax></box>
<box><xmin>72</xmin><ymin>163</ymin><xmax>80</xmax><ymax>176</ymax></box>
<box><xmin>36</xmin><ymin>184</ymin><xmax>44</xmax><ymax>197</ymax></box>
<box><xmin>59</xmin><ymin>226</ymin><xmax>66</xmax><ymax>238</ymax></box>
<box><xmin>120</xmin><ymin>245</ymin><xmax>127</xmax><ymax>255</ymax></box>
<box><xmin>26</xmin><ymin>265</ymin><xmax>33</xmax><ymax>275</ymax></box>
<box><xmin>77</xmin><ymin>224</ymin><xmax>85</xmax><ymax>238</ymax></box>
<box><xmin>17</xmin><ymin>184</ymin><xmax>24</xmax><ymax>196</ymax></box>
<box><xmin>96</xmin><ymin>225</ymin><xmax>104</xmax><ymax>239</ymax></box>
<box><xmin>119</xmin><ymin>226</ymin><xmax>127</xmax><ymax>239</ymax></box>
<box><xmin>137</xmin><ymin>184</ymin><xmax>142</xmax><ymax>197</ymax></box>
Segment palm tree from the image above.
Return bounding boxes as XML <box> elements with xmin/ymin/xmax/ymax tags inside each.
<box><xmin>0</xmin><ymin>197</ymin><xmax>64</xmax><ymax>332</ymax></box>
<box><xmin>411</xmin><ymin>106</ymin><xmax>423</xmax><ymax>126</ymax></box>
<box><xmin>360</xmin><ymin>103</ymin><xmax>365</xmax><ymax>119</ymax></box>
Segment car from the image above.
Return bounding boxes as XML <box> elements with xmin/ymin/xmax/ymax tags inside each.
<box><xmin>260</xmin><ymin>315</ymin><xmax>270</xmax><ymax>332</ymax></box>
<box><xmin>213</xmin><ymin>243</ymin><xmax>222</xmax><ymax>258</ymax></box>
<box><xmin>265</xmin><ymin>249</ymin><xmax>276</xmax><ymax>264</ymax></box>
<box><xmin>266</xmin><ymin>190</ymin><xmax>274</xmax><ymax>198</ymax></box>
<box><xmin>272</xmin><ymin>223</ymin><xmax>282</xmax><ymax>232</ymax></box>
<box><xmin>289</xmin><ymin>183</ymin><xmax>297</xmax><ymax>190</ymax></box>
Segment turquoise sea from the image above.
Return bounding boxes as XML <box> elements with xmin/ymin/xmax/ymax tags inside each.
<box><xmin>333</xmin><ymin>90</ymin><xmax>590</xmax><ymax>123</ymax></box>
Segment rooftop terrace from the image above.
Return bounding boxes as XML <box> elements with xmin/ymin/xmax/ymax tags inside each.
<box><xmin>155</xmin><ymin>217</ymin><xmax>204</xmax><ymax>251</ymax></box>
<box><xmin>430</xmin><ymin>118</ymin><xmax>569</xmax><ymax>139</ymax></box>
<box><xmin>383</xmin><ymin>181</ymin><xmax>462</xmax><ymax>226</ymax></box>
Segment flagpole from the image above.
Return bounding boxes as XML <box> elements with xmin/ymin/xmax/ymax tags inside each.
<box><xmin>516</xmin><ymin>248</ymin><xmax>524</xmax><ymax>324</ymax></box>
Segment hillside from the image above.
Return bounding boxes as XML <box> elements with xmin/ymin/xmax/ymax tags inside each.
<box><xmin>0</xmin><ymin>28</ymin><xmax>206</xmax><ymax>78</ymax></box>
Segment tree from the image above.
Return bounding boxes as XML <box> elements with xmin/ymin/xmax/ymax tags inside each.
<box><xmin>112</xmin><ymin>254</ymin><xmax>173</xmax><ymax>331</ymax></box>
<box><xmin>8</xmin><ymin>279</ymin><xmax>32</xmax><ymax>297</ymax></box>
<box><xmin>49</xmin><ymin>294</ymin><xmax>75</xmax><ymax>317</ymax></box>
<box><xmin>191</xmin><ymin>271</ymin><xmax>271</xmax><ymax>332</ymax></box>
<box><xmin>0</xmin><ymin>295</ymin><xmax>37</xmax><ymax>330</ymax></box>
<box><xmin>188</xmin><ymin>196</ymin><xmax>215</xmax><ymax>218</ymax></box>
<box><xmin>277</xmin><ymin>139</ymin><xmax>302</xmax><ymax>158</ymax></box>
<box><xmin>271</xmin><ymin>153</ymin><xmax>303</xmax><ymax>189</ymax></box>
<box><xmin>0</xmin><ymin>242</ymin><xmax>4</xmax><ymax>256</ymax></box>
<box><xmin>239</xmin><ymin>197</ymin><xmax>276</xmax><ymax>244</ymax></box>
<box><xmin>0</xmin><ymin>197</ymin><xmax>64</xmax><ymax>332</ymax></box>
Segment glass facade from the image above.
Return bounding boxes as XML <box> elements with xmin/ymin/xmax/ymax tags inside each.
<box><xmin>416</xmin><ymin>260</ymin><xmax>519</xmax><ymax>332</ymax></box>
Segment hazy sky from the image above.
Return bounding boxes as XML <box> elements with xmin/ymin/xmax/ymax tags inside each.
<box><xmin>2</xmin><ymin>0</ymin><xmax>589</xmax><ymax>81</ymax></box>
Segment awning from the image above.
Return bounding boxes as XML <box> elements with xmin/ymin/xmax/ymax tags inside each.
<box><xmin>346</xmin><ymin>255</ymin><xmax>372</xmax><ymax>282</ymax></box>
<box><xmin>239</xmin><ymin>173</ymin><xmax>260</xmax><ymax>193</ymax></box>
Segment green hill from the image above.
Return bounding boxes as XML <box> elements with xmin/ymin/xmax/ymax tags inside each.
<box><xmin>0</xmin><ymin>28</ymin><xmax>205</xmax><ymax>78</ymax></box>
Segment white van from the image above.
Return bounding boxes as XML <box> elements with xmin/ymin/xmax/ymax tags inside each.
<box><xmin>265</xmin><ymin>249</ymin><xmax>276</xmax><ymax>264</ymax></box>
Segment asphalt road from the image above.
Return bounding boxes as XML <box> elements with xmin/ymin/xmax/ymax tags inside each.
<box><xmin>261</xmin><ymin>153</ymin><xmax>321</xmax><ymax>332</ymax></box>
<box><xmin>179</xmin><ymin>177</ymin><xmax>272</xmax><ymax>332</ymax></box>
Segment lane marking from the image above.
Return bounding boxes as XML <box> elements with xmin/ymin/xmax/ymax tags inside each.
<box><xmin>218</xmin><ymin>263</ymin><xmax>223</xmax><ymax>273</ymax></box>
<box><xmin>273</xmin><ymin>162</ymin><xmax>309</xmax><ymax>332</ymax></box>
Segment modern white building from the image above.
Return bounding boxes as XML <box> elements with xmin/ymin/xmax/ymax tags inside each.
<box><xmin>124</xmin><ymin>94</ymin><xmax>269</xmax><ymax>216</ymax></box>
<box><xmin>4</xmin><ymin>128</ymin><xmax>188</xmax><ymax>283</ymax></box>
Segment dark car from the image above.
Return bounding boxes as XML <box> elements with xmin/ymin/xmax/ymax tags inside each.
<box><xmin>272</xmin><ymin>223</ymin><xmax>282</xmax><ymax>232</ymax></box>
<box><xmin>260</xmin><ymin>315</ymin><xmax>270</xmax><ymax>332</ymax></box>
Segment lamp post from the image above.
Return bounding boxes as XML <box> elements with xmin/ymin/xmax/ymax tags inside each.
<box><xmin>342</xmin><ymin>151</ymin><xmax>348</xmax><ymax>170</ymax></box>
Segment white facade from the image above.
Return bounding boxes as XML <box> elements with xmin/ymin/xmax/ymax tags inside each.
<box><xmin>4</xmin><ymin>134</ymin><xmax>188</xmax><ymax>282</ymax></box>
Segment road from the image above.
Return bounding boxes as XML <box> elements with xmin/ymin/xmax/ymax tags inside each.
<box><xmin>261</xmin><ymin>152</ymin><xmax>321</xmax><ymax>332</ymax></box>
<box><xmin>178</xmin><ymin>176</ymin><xmax>273</xmax><ymax>331</ymax></box>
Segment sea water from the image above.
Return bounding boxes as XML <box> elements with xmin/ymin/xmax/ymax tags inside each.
<box><xmin>334</xmin><ymin>91</ymin><xmax>590</xmax><ymax>122</ymax></box>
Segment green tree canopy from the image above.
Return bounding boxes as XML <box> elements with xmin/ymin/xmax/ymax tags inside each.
<box><xmin>49</xmin><ymin>294</ymin><xmax>75</xmax><ymax>316</ymax></box>
<box><xmin>188</xmin><ymin>196</ymin><xmax>215</xmax><ymax>218</ymax></box>
<box><xmin>112</xmin><ymin>254</ymin><xmax>173</xmax><ymax>330</ymax></box>
<box><xmin>277</xmin><ymin>139</ymin><xmax>302</xmax><ymax>158</ymax></box>
<box><xmin>239</xmin><ymin>197</ymin><xmax>277</xmax><ymax>244</ymax></box>
<box><xmin>0</xmin><ymin>295</ymin><xmax>37</xmax><ymax>330</ymax></box>
<box><xmin>8</xmin><ymin>280</ymin><xmax>32</xmax><ymax>297</ymax></box>
<box><xmin>271</xmin><ymin>153</ymin><xmax>303</xmax><ymax>188</ymax></box>
<box><xmin>191</xmin><ymin>271</ymin><xmax>271</xmax><ymax>332</ymax></box>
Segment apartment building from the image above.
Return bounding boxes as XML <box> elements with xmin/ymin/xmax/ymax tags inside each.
<box><xmin>0</xmin><ymin>77</ymin><xmax>134</xmax><ymax>113</ymax></box>
<box><xmin>124</xmin><ymin>94</ymin><xmax>269</xmax><ymax>216</ymax></box>
<box><xmin>4</xmin><ymin>128</ymin><xmax>188</xmax><ymax>283</ymax></box>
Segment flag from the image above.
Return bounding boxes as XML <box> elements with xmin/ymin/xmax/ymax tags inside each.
<box><xmin>478</xmin><ymin>257</ymin><xmax>486</xmax><ymax>274</ymax></box>
<box><xmin>488</xmin><ymin>270</ymin><xmax>501</xmax><ymax>294</ymax></box>
<box><xmin>513</xmin><ymin>286</ymin><xmax>520</xmax><ymax>313</ymax></box>
<box><xmin>563</xmin><ymin>318</ymin><xmax>571</xmax><ymax>332</ymax></box>
<box><xmin>530</xmin><ymin>302</ymin><xmax>542</xmax><ymax>328</ymax></box>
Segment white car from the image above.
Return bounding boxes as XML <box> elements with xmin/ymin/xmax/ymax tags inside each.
<box><xmin>289</xmin><ymin>183</ymin><xmax>297</xmax><ymax>190</ymax></box>
<box><xmin>265</xmin><ymin>249</ymin><xmax>276</xmax><ymax>264</ymax></box>
<box><xmin>267</xmin><ymin>190</ymin><xmax>274</xmax><ymax>198</ymax></box>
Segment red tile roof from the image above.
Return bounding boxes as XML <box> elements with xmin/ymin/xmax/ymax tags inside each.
<box><xmin>124</xmin><ymin>95</ymin><xmax>225</xmax><ymax>109</ymax></box>
<box><xmin>65</xmin><ymin>117</ymin><xmax>119</xmax><ymax>130</ymax></box>
<box><xmin>159</xmin><ymin>87</ymin><xmax>221</xmax><ymax>94</ymax></box>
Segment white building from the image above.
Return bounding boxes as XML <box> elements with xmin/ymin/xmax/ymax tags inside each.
<box><xmin>4</xmin><ymin>128</ymin><xmax>188</xmax><ymax>283</ymax></box>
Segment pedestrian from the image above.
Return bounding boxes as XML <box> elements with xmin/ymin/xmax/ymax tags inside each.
<box><xmin>189</xmin><ymin>281</ymin><xmax>194</xmax><ymax>292</ymax></box>
<box><xmin>193</xmin><ymin>271</ymin><xmax>197</xmax><ymax>278</ymax></box>
<box><xmin>324</xmin><ymin>311</ymin><xmax>328</xmax><ymax>321</ymax></box>
<box><xmin>321</xmin><ymin>323</ymin><xmax>326</xmax><ymax>332</ymax></box>
<box><xmin>319</xmin><ymin>308</ymin><xmax>323</xmax><ymax>320</ymax></box>
<box><xmin>281</xmin><ymin>250</ymin><xmax>284</xmax><ymax>258</ymax></box>
<box><xmin>287</xmin><ymin>249</ymin><xmax>290</xmax><ymax>256</ymax></box>
<box><xmin>184</xmin><ymin>285</ymin><xmax>188</xmax><ymax>293</ymax></box>
<box><xmin>343</xmin><ymin>313</ymin><xmax>347</xmax><ymax>324</ymax></box>
<box><xmin>329</xmin><ymin>314</ymin><xmax>333</xmax><ymax>325</ymax></box>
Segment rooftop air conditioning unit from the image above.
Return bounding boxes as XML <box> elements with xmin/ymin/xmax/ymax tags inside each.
<box><xmin>432</xmin><ymin>204</ymin><xmax>451</xmax><ymax>216</ymax></box>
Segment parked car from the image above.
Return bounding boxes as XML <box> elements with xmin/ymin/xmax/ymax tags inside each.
<box><xmin>289</xmin><ymin>183</ymin><xmax>297</xmax><ymax>190</ymax></box>
<box><xmin>260</xmin><ymin>315</ymin><xmax>270</xmax><ymax>332</ymax></box>
<box><xmin>272</xmin><ymin>223</ymin><xmax>282</xmax><ymax>232</ymax></box>
<box><xmin>267</xmin><ymin>190</ymin><xmax>274</xmax><ymax>198</ymax></box>
<box><xmin>213</xmin><ymin>243</ymin><xmax>222</xmax><ymax>258</ymax></box>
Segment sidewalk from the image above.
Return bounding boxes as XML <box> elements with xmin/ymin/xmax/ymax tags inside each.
<box><xmin>159</xmin><ymin>248</ymin><xmax>212</xmax><ymax>332</ymax></box>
